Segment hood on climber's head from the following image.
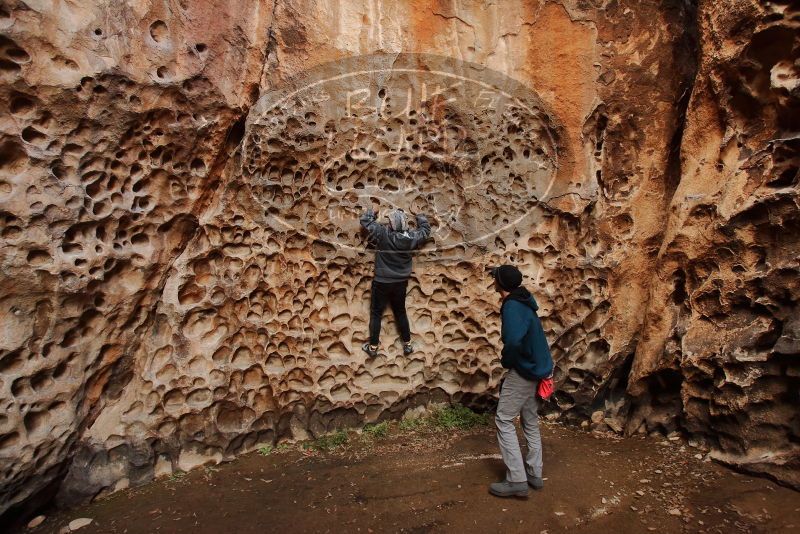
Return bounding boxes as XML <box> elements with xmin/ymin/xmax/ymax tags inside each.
<box><xmin>386</xmin><ymin>209</ymin><xmax>408</xmax><ymax>232</ymax></box>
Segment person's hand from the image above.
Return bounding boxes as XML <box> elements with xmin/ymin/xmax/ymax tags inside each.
<box><xmin>366</xmin><ymin>197</ymin><xmax>382</xmax><ymax>216</ymax></box>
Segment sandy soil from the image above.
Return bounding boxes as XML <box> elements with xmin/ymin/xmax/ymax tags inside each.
<box><xmin>26</xmin><ymin>422</ymin><xmax>800</xmax><ymax>533</ymax></box>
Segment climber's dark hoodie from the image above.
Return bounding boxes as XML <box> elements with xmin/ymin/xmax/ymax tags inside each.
<box><xmin>501</xmin><ymin>287</ymin><xmax>554</xmax><ymax>380</ymax></box>
<box><xmin>360</xmin><ymin>209</ymin><xmax>431</xmax><ymax>282</ymax></box>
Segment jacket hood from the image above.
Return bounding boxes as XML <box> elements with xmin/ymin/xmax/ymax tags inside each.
<box><xmin>504</xmin><ymin>286</ymin><xmax>539</xmax><ymax>311</ymax></box>
<box><xmin>387</xmin><ymin>210</ymin><xmax>409</xmax><ymax>232</ymax></box>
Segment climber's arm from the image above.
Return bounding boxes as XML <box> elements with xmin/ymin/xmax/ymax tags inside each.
<box><xmin>416</xmin><ymin>214</ymin><xmax>431</xmax><ymax>238</ymax></box>
<box><xmin>360</xmin><ymin>207</ymin><xmax>388</xmax><ymax>243</ymax></box>
<box><xmin>410</xmin><ymin>213</ymin><xmax>431</xmax><ymax>249</ymax></box>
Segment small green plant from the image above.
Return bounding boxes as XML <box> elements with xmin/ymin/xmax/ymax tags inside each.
<box><xmin>363</xmin><ymin>421</ymin><xmax>390</xmax><ymax>439</ymax></box>
<box><xmin>307</xmin><ymin>430</ymin><xmax>349</xmax><ymax>451</ymax></box>
<box><xmin>168</xmin><ymin>470</ymin><xmax>186</xmax><ymax>481</ymax></box>
<box><xmin>257</xmin><ymin>445</ymin><xmax>273</xmax><ymax>456</ymax></box>
<box><xmin>431</xmin><ymin>404</ymin><xmax>490</xmax><ymax>430</ymax></box>
<box><xmin>399</xmin><ymin>416</ymin><xmax>427</xmax><ymax>431</ymax></box>
<box><xmin>276</xmin><ymin>443</ymin><xmax>291</xmax><ymax>452</ymax></box>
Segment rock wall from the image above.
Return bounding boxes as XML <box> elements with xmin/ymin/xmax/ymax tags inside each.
<box><xmin>0</xmin><ymin>0</ymin><xmax>796</xmax><ymax>519</ymax></box>
<box><xmin>628</xmin><ymin>0</ymin><xmax>800</xmax><ymax>488</ymax></box>
<box><xmin>0</xmin><ymin>0</ymin><xmax>273</xmax><ymax>515</ymax></box>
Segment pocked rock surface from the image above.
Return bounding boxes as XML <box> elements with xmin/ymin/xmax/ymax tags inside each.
<box><xmin>0</xmin><ymin>0</ymin><xmax>797</xmax><ymax>516</ymax></box>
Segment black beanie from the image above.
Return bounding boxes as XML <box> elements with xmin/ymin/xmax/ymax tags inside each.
<box><xmin>493</xmin><ymin>265</ymin><xmax>522</xmax><ymax>291</ymax></box>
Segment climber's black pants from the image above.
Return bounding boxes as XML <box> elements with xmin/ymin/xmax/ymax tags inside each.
<box><xmin>369</xmin><ymin>280</ymin><xmax>411</xmax><ymax>346</ymax></box>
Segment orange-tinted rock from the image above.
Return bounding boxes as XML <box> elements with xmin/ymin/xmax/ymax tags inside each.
<box><xmin>0</xmin><ymin>0</ymin><xmax>797</xmax><ymax>517</ymax></box>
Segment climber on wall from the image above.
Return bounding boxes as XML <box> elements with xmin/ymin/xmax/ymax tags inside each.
<box><xmin>359</xmin><ymin>206</ymin><xmax>431</xmax><ymax>358</ymax></box>
<box><xmin>489</xmin><ymin>264</ymin><xmax>554</xmax><ymax>498</ymax></box>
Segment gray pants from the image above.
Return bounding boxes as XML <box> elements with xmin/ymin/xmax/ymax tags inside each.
<box><xmin>495</xmin><ymin>369</ymin><xmax>543</xmax><ymax>483</ymax></box>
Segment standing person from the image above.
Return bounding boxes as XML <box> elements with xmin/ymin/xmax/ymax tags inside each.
<box><xmin>489</xmin><ymin>264</ymin><xmax>554</xmax><ymax>498</ymax></box>
<box><xmin>360</xmin><ymin>207</ymin><xmax>431</xmax><ymax>357</ymax></box>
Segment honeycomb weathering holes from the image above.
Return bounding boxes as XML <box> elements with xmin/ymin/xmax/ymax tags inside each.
<box><xmin>3</xmin><ymin>0</ymin><xmax>797</xmax><ymax>511</ymax></box>
<box><xmin>242</xmin><ymin>54</ymin><xmax>561</xmax><ymax>258</ymax></box>
<box><xmin>149</xmin><ymin>20</ymin><xmax>169</xmax><ymax>43</ymax></box>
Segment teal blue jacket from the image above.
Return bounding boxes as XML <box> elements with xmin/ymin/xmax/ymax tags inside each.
<box><xmin>500</xmin><ymin>287</ymin><xmax>554</xmax><ymax>380</ymax></box>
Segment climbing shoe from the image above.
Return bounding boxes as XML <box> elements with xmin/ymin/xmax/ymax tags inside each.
<box><xmin>403</xmin><ymin>342</ymin><xmax>413</xmax><ymax>355</ymax></box>
<box><xmin>362</xmin><ymin>343</ymin><xmax>379</xmax><ymax>358</ymax></box>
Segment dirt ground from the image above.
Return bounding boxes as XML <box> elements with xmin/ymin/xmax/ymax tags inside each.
<box><xmin>25</xmin><ymin>422</ymin><xmax>800</xmax><ymax>534</ymax></box>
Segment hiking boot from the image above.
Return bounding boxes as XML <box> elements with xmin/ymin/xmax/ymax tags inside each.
<box><xmin>362</xmin><ymin>343</ymin><xmax>378</xmax><ymax>358</ymax></box>
<box><xmin>527</xmin><ymin>474</ymin><xmax>544</xmax><ymax>490</ymax></box>
<box><xmin>402</xmin><ymin>342</ymin><xmax>413</xmax><ymax>355</ymax></box>
<box><xmin>489</xmin><ymin>480</ymin><xmax>528</xmax><ymax>498</ymax></box>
